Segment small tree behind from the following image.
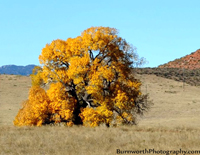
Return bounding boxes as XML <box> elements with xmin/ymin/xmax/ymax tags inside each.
<box><xmin>14</xmin><ymin>26</ymin><xmax>150</xmax><ymax>127</ymax></box>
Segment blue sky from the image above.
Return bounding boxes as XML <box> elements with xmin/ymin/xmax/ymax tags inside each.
<box><xmin>0</xmin><ymin>0</ymin><xmax>199</xmax><ymax>67</ymax></box>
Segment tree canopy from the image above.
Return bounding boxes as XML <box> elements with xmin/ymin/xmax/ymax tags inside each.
<box><xmin>14</xmin><ymin>26</ymin><xmax>149</xmax><ymax>127</ymax></box>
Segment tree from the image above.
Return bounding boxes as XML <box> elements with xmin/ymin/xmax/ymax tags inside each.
<box><xmin>14</xmin><ymin>26</ymin><xmax>150</xmax><ymax>127</ymax></box>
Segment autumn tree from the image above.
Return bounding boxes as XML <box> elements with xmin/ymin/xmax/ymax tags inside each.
<box><xmin>14</xmin><ymin>26</ymin><xmax>150</xmax><ymax>127</ymax></box>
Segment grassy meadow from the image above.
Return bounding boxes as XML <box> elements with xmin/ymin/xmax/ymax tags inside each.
<box><xmin>1</xmin><ymin>74</ymin><xmax>200</xmax><ymax>155</ymax></box>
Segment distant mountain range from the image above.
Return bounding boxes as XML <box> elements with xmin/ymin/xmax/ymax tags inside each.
<box><xmin>0</xmin><ymin>65</ymin><xmax>36</xmax><ymax>76</ymax></box>
<box><xmin>158</xmin><ymin>49</ymin><xmax>200</xmax><ymax>69</ymax></box>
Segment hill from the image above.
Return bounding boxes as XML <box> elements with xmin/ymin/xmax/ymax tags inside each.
<box><xmin>158</xmin><ymin>49</ymin><xmax>200</xmax><ymax>69</ymax></box>
<box><xmin>133</xmin><ymin>49</ymin><xmax>200</xmax><ymax>86</ymax></box>
<box><xmin>134</xmin><ymin>68</ymin><xmax>200</xmax><ymax>86</ymax></box>
<box><xmin>0</xmin><ymin>65</ymin><xmax>36</xmax><ymax>75</ymax></box>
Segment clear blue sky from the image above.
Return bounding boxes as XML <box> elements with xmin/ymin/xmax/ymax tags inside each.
<box><xmin>0</xmin><ymin>0</ymin><xmax>199</xmax><ymax>67</ymax></box>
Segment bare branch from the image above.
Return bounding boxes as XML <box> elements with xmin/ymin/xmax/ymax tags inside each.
<box><xmin>89</xmin><ymin>50</ymin><xmax>94</xmax><ymax>61</ymax></box>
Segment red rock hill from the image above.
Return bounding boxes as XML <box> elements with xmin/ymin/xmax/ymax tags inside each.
<box><xmin>158</xmin><ymin>49</ymin><xmax>200</xmax><ymax>69</ymax></box>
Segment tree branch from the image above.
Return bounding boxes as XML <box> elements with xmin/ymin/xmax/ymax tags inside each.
<box><xmin>61</xmin><ymin>61</ymin><xmax>69</xmax><ymax>68</ymax></box>
<box><xmin>113</xmin><ymin>107</ymin><xmax>136</xmax><ymax>125</ymax></box>
<box><xmin>89</xmin><ymin>50</ymin><xmax>94</xmax><ymax>61</ymax></box>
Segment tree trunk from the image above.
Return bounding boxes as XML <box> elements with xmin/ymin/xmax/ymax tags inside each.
<box><xmin>73</xmin><ymin>103</ymin><xmax>83</xmax><ymax>125</ymax></box>
<box><xmin>69</xmin><ymin>87</ymin><xmax>83</xmax><ymax>125</ymax></box>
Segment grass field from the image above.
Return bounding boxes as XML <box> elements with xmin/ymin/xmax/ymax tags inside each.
<box><xmin>1</xmin><ymin>74</ymin><xmax>200</xmax><ymax>155</ymax></box>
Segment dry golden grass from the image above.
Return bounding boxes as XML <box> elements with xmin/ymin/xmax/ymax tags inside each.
<box><xmin>137</xmin><ymin>74</ymin><xmax>200</xmax><ymax>129</ymax></box>
<box><xmin>1</xmin><ymin>125</ymin><xmax>200</xmax><ymax>155</ymax></box>
<box><xmin>1</xmin><ymin>74</ymin><xmax>200</xmax><ymax>155</ymax></box>
<box><xmin>0</xmin><ymin>75</ymin><xmax>31</xmax><ymax>126</ymax></box>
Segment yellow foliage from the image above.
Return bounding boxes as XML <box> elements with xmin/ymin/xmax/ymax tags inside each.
<box><xmin>80</xmin><ymin>108</ymin><xmax>102</xmax><ymax>127</ymax></box>
<box><xmin>47</xmin><ymin>83</ymin><xmax>76</xmax><ymax>122</ymax></box>
<box><xmin>30</xmin><ymin>66</ymin><xmax>43</xmax><ymax>86</ymax></box>
<box><xmin>14</xmin><ymin>26</ymin><xmax>147</xmax><ymax>127</ymax></box>
<box><xmin>13</xmin><ymin>86</ymin><xmax>50</xmax><ymax>126</ymax></box>
<box><xmin>80</xmin><ymin>104</ymin><xmax>113</xmax><ymax>127</ymax></box>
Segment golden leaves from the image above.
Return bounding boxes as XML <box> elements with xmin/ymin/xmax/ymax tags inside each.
<box><xmin>13</xmin><ymin>83</ymin><xmax>76</xmax><ymax>126</ymax></box>
<box><xmin>80</xmin><ymin>106</ymin><xmax>113</xmax><ymax>127</ymax></box>
<box><xmin>47</xmin><ymin>83</ymin><xmax>76</xmax><ymax>122</ymax></box>
<box><xmin>13</xmin><ymin>86</ymin><xmax>50</xmax><ymax>126</ymax></box>
<box><xmin>81</xmin><ymin>27</ymin><xmax>118</xmax><ymax>52</ymax></box>
<box><xmin>39</xmin><ymin>39</ymin><xmax>68</xmax><ymax>65</ymax></box>
<box><xmin>67</xmin><ymin>53</ymin><xmax>90</xmax><ymax>85</ymax></box>
<box><xmin>30</xmin><ymin>66</ymin><xmax>43</xmax><ymax>86</ymax></box>
<box><xmin>14</xmin><ymin>26</ymin><xmax>145</xmax><ymax>127</ymax></box>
